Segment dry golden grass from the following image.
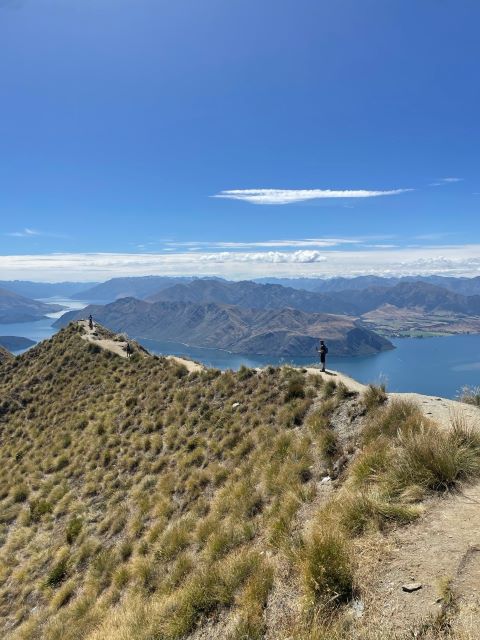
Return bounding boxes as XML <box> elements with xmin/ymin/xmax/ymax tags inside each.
<box><xmin>2</xmin><ymin>324</ymin><xmax>480</xmax><ymax>639</ymax></box>
<box><xmin>0</xmin><ymin>324</ymin><xmax>327</xmax><ymax>639</ymax></box>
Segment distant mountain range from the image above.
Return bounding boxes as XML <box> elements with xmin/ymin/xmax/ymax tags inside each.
<box><xmin>66</xmin><ymin>275</ymin><xmax>480</xmax><ymax>316</ymax></box>
<box><xmin>2</xmin><ymin>274</ymin><xmax>480</xmax><ymax>302</ymax></box>
<box><xmin>255</xmin><ymin>275</ymin><xmax>480</xmax><ymax>296</ymax></box>
<box><xmin>55</xmin><ymin>297</ymin><xmax>393</xmax><ymax>357</ymax></box>
<box><xmin>326</xmin><ymin>281</ymin><xmax>480</xmax><ymax>316</ymax></box>
<box><xmin>70</xmin><ymin>276</ymin><xmax>198</xmax><ymax>301</ymax></box>
<box><xmin>148</xmin><ymin>278</ymin><xmax>480</xmax><ymax>317</ymax></box>
<box><xmin>0</xmin><ymin>280</ymin><xmax>97</xmax><ymax>299</ymax></box>
<box><xmin>148</xmin><ymin>279</ymin><xmax>357</xmax><ymax>314</ymax></box>
<box><xmin>0</xmin><ymin>288</ymin><xmax>64</xmax><ymax>323</ymax></box>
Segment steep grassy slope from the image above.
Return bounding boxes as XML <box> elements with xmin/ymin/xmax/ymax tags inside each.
<box><xmin>0</xmin><ymin>346</ymin><xmax>13</xmax><ymax>364</ymax></box>
<box><xmin>2</xmin><ymin>325</ymin><xmax>480</xmax><ymax>640</ymax></box>
<box><xmin>0</xmin><ymin>325</ymin><xmax>325</xmax><ymax>639</ymax></box>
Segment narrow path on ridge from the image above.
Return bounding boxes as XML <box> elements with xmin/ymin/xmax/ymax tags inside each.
<box><xmin>78</xmin><ymin>320</ymin><xmax>204</xmax><ymax>372</ymax></box>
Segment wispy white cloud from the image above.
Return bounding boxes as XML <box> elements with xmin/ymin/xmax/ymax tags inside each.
<box><xmin>211</xmin><ymin>188</ymin><xmax>412</xmax><ymax>205</ymax></box>
<box><xmin>413</xmin><ymin>232</ymin><xmax>457</xmax><ymax>242</ymax></box>
<box><xmin>360</xmin><ymin>244</ymin><xmax>398</xmax><ymax>249</ymax></box>
<box><xmin>5</xmin><ymin>227</ymin><xmax>68</xmax><ymax>239</ymax></box>
<box><xmin>166</xmin><ymin>238</ymin><xmax>361</xmax><ymax>250</ymax></box>
<box><xmin>429</xmin><ymin>177</ymin><xmax>464</xmax><ymax>187</ymax></box>
<box><xmin>6</xmin><ymin>228</ymin><xmax>42</xmax><ymax>238</ymax></box>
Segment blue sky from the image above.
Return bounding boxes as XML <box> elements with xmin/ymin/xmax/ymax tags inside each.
<box><xmin>1</xmin><ymin>0</ymin><xmax>479</xmax><ymax>280</ymax></box>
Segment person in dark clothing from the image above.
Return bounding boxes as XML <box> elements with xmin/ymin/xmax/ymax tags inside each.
<box><xmin>318</xmin><ymin>340</ymin><xmax>328</xmax><ymax>372</ymax></box>
<box><xmin>125</xmin><ymin>342</ymin><xmax>132</xmax><ymax>359</ymax></box>
<box><xmin>88</xmin><ymin>314</ymin><xmax>94</xmax><ymax>330</ymax></box>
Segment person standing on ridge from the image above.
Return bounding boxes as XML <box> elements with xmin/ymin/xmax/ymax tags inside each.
<box><xmin>88</xmin><ymin>314</ymin><xmax>94</xmax><ymax>330</ymax></box>
<box><xmin>318</xmin><ymin>340</ymin><xmax>328</xmax><ymax>373</ymax></box>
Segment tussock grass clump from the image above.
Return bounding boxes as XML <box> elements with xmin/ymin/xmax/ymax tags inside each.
<box><xmin>318</xmin><ymin>428</ymin><xmax>340</xmax><ymax>460</ymax></box>
<box><xmin>458</xmin><ymin>385</ymin><xmax>480</xmax><ymax>407</ymax></box>
<box><xmin>301</xmin><ymin>524</ymin><xmax>354</xmax><ymax>608</ymax></box>
<box><xmin>46</xmin><ymin>550</ymin><xmax>70</xmax><ymax>588</ymax></box>
<box><xmin>344</xmin><ymin>400</ymin><xmax>480</xmax><ymax>540</ymax></box>
<box><xmin>335</xmin><ymin>382</ymin><xmax>352</xmax><ymax>401</ymax></box>
<box><xmin>391</xmin><ymin>422</ymin><xmax>480</xmax><ymax>492</ymax></box>
<box><xmin>362</xmin><ymin>398</ymin><xmax>423</xmax><ymax>443</ymax></box>
<box><xmin>350</xmin><ymin>440</ymin><xmax>392</xmax><ymax>486</ymax></box>
<box><xmin>284</xmin><ymin>373</ymin><xmax>306</xmax><ymax>402</ymax></box>
<box><xmin>338</xmin><ymin>490</ymin><xmax>420</xmax><ymax>536</ymax></box>
<box><xmin>323</xmin><ymin>379</ymin><xmax>337</xmax><ymax>398</ymax></box>
<box><xmin>361</xmin><ymin>383</ymin><xmax>387</xmax><ymax>412</ymax></box>
<box><xmin>359</xmin><ymin>406</ymin><xmax>480</xmax><ymax>495</ymax></box>
<box><xmin>11</xmin><ymin>485</ymin><xmax>29</xmax><ymax>503</ymax></box>
<box><xmin>66</xmin><ymin>517</ymin><xmax>83</xmax><ymax>544</ymax></box>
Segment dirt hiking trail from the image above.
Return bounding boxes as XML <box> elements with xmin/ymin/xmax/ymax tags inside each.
<box><xmin>357</xmin><ymin>482</ymin><xmax>480</xmax><ymax>637</ymax></box>
<box><xmin>78</xmin><ymin>320</ymin><xmax>204</xmax><ymax>372</ymax></box>
<box><xmin>306</xmin><ymin>366</ymin><xmax>480</xmax><ymax>432</ymax></box>
<box><xmin>305</xmin><ymin>366</ymin><xmax>480</xmax><ymax>635</ymax></box>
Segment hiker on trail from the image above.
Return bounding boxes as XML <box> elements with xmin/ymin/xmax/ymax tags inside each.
<box><xmin>318</xmin><ymin>340</ymin><xmax>328</xmax><ymax>373</ymax></box>
<box><xmin>88</xmin><ymin>314</ymin><xmax>94</xmax><ymax>330</ymax></box>
<box><xmin>125</xmin><ymin>342</ymin><xmax>132</xmax><ymax>359</ymax></box>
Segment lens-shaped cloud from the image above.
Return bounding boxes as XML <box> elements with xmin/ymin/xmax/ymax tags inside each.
<box><xmin>212</xmin><ymin>188</ymin><xmax>412</xmax><ymax>205</ymax></box>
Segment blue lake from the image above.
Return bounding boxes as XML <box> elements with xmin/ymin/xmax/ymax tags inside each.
<box><xmin>2</xmin><ymin>299</ymin><xmax>479</xmax><ymax>399</ymax></box>
<box><xmin>0</xmin><ymin>298</ymin><xmax>88</xmax><ymax>347</ymax></box>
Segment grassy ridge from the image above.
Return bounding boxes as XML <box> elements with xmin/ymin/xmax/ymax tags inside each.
<box><xmin>1</xmin><ymin>325</ymin><xmax>480</xmax><ymax>639</ymax></box>
<box><xmin>0</xmin><ymin>324</ymin><xmax>327</xmax><ymax>639</ymax></box>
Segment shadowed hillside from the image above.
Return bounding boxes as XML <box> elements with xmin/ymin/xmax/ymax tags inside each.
<box><xmin>0</xmin><ymin>288</ymin><xmax>63</xmax><ymax>324</ymax></box>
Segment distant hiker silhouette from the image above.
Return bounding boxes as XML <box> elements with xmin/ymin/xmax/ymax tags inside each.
<box><xmin>88</xmin><ymin>314</ymin><xmax>94</xmax><ymax>330</ymax></box>
<box><xmin>318</xmin><ymin>340</ymin><xmax>328</xmax><ymax>373</ymax></box>
<box><xmin>125</xmin><ymin>342</ymin><xmax>132</xmax><ymax>359</ymax></box>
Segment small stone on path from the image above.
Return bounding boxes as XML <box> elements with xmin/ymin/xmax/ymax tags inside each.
<box><xmin>402</xmin><ymin>583</ymin><xmax>422</xmax><ymax>593</ymax></box>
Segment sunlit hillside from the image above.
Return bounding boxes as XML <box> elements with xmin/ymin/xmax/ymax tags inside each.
<box><xmin>1</xmin><ymin>324</ymin><xmax>480</xmax><ymax>639</ymax></box>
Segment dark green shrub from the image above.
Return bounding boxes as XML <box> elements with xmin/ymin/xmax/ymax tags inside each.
<box><xmin>284</xmin><ymin>377</ymin><xmax>305</xmax><ymax>402</ymax></box>
<box><xmin>46</xmin><ymin>556</ymin><xmax>69</xmax><ymax>587</ymax></box>
<box><xmin>238</xmin><ymin>365</ymin><xmax>255</xmax><ymax>381</ymax></box>
<box><xmin>30</xmin><ymin>499</ymin><xmax>53</xmax><ymax>522</ymax></box>
<box><xmin>12</xmin><ymin>485</ymin><xmax>29</xmax><ymax>503</ymax></box>
<box><xmin>66</xmin><ymin>516</ymin><xmax>83</xmax><ymax>544</ymax></box>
